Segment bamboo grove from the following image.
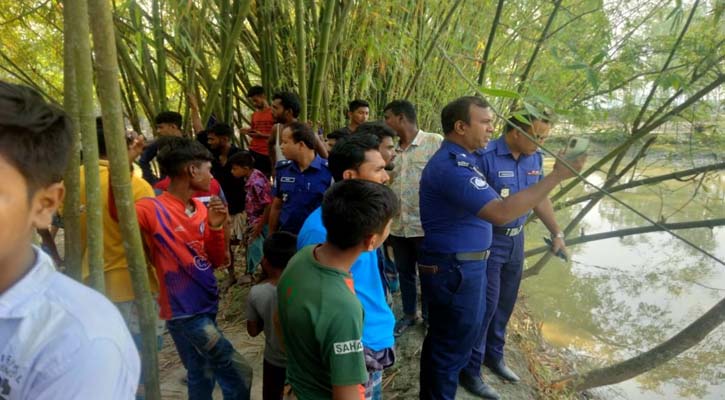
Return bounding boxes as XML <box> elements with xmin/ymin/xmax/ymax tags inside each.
<box><xmin>1</xmin><ymin>0</ymin><xmax>723</xmax><ymax>398</ymax></box>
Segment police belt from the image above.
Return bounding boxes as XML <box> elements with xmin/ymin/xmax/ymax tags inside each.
<box><xmin>418</xmin><ymin>250</ymin><xmax>490</xmax><ymax>275</ymax></box>
<box><xmin>492</xmin><ymin>226</ymin><xmax>523</xmax><ymax>236</ymax></box>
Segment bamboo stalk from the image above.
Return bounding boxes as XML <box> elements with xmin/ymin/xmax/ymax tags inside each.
<box><xmin>152</xmin><ymin>0</ymin><xmax>167</xmax><ymax>111</ymax></box>
<box><xmin>308</xmin><ymin>0</ymin><xmax>337</xmax><ymax>125</ymax></box>
<box><xmin>86</xmin><ymin>0</ymin><xmax>160</xmax><ymax>397</ymax></box>
<box><xmin>67</xmin><ymin>0</ymin><xmax>105</xmax><ymax>293</ymax></box>
<box><xmin>201</xmin><ymin>0</ymin><xmax>253</xmax><ymax>123</ymax></box>
<box><xmin>294</xmin><ymin>0</ymin><xmax>307</xmax><ymax>121</ymax></box>
<box><xmin>62</xmin><ymin>0</ymin><xmax>82</xmax><ymax>281</ymax></box>
<box><xmin>477</xmin><ymin>0</ymin><xmax>504</xmax><ymax>85</ymax></box>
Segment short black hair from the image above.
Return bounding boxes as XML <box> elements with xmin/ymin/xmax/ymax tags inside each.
<box><xmin>207</xmin><ymin>122</ymin><xmax>233</xmax><ymax>138</ymax></box>
<box><xmin>328</xmin><ymin>133</ymin><xmax>381</xmax><ymax>181</ymax></box>
<box><xmin>0</xmin><ymin>81</ymin><xmax>73</xmax><ymax>193</ymax></box>
<box><xmin>505</xmin><ymin>111</ymin><xmax>552</xmax><ymax>134</ymax></box>
<box><xmin>228</xmin><ymin>151</ymin><xmax>255</xmax><ymax>168</ymax></box>
<box><xmin>327</xmin><ymin>128</ymin><xmax>349</xmax><ymax>141</ymax></box>
<box><xmin>247</xmin><ymin>85</ymin><xmax>265</xmax><ymax>98</ymax></box>
<box><xmin>95</xmin><ymin>117</ymin><xmax>133</xmax><ymax>159</ymax></box>
<box><xmin>154</xmin><ymin>111</ymin><xmax>183</xmax><ymax>129</ymax></box>
<box><xmin>322</xmin><ymin>180</ymin><xmax>399</xmax><ymax>250</ymax></box>
<box><xmin>441</xmin><ymin>96</ymin><xmax>490</xmax><ymax>135</ymax></box>
<box><xmin>349</xmin><ymin>99</ymin><xmax>370</xmax><ymax>113</ymax></box>
<box><xmin>383</xmin><ymin>100</ymin><xmax>417</xmax><ymax>124</ymax></box>
<box><xmin>284</xmin><ymin>121</ymin><xmax>316</xmax><ymax>149</ymax></box>
<box><xmin>356</xmin><ymin>121</ymin><xmax>396</xmax><ymax>143</ymax></box>
<box><xmin>272</xmin><ymin>92</ymin><xmax>301</xmax><ymax>118</ymax></box>
<box><xmin>156</xmin><ymin>136</ymin><xmax>214</xmax><ymax>177</ymax></box>
<box><xmin>263</xmin><ymin>231</ymin><xmax>297</xmax><ymax>270</ymax></box>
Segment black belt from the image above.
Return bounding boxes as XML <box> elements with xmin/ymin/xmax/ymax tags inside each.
<box><xmin>418</xmin><ymin>250</ymin><xmax>490</xmax><ymax>275</ymax></box>
<box><xmin>493</xmin><ymin>226</ymin><xmax>523</xmax><ymax>236</ymax></box>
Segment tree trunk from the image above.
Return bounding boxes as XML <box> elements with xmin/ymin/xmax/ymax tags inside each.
<box><xmin>86</xmin><ymin>0</ymin><xmax>160</xmax><ymax>397</ymax></box>
<box><xmin>62</xmin><ymin>0</ymin><xmax>82</xmax><ymax>280</ymax></box>
<box><xmin>552</xmin><ymin>297</ymin><xmax>725</xmax><ymax>392</ymax></box>
<box><xmin>68</xmin><ymin>0</ymin><xmax>105</xmax><ymax>293</ymax></box>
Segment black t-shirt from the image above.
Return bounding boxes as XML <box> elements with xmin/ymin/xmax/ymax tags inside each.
<box><xmin>212</xmin><ymin>146</ymin><xmax>246</xmax><ymax>214</ymax></box>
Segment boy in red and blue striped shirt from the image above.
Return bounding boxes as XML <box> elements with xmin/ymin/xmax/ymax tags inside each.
<box><xmin>136</xmin><ymin>136</ymin><xmax>252</xmax><ymax>399</ymax></box>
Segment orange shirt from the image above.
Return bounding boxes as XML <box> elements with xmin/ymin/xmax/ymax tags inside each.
<box><xmin>249</xmin><ymin>107</ymin><xmax>274</xmax><ymax>155</ymax></box>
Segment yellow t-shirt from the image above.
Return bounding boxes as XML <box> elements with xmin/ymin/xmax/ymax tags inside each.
<box><xmin>77</xmin><ymin>160</ymin><xmax>159</xmax><ymax>302</ymax></box>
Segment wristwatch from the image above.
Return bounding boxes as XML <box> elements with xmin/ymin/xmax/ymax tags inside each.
<box><xmin>552</xmin><ymin>232</ymin><xmax>565</xmax><ymax>239</ymax></box>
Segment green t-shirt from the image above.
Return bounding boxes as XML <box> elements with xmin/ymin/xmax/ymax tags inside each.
<box><xmin>277</xmin><ymin>245</ymin><xmax>368</xmax><ymax>399</ymax></box>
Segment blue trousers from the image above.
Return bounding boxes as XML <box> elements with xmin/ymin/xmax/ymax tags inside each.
<box><xmin>465</xmin><ymin>233</ymin><xmax>524</xmax><ymax>376</ymax></box>
<box><xmin>167</xmin><ymin>313</ymin><xmax>253</xmax><ymax>400</ymax></box>
<box><xmin>418</xmin><ymin>253</ymin><xmax>487</xmax><ymax>400</ymax></box>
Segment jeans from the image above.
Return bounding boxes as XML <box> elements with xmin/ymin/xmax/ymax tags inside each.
<box><xmin>167</xmin><ymin>313</ymin><xmax>253</xmax><ymax>400</ymax></box>
<box><xmin>388</xmin><ymin>235</ymin><xmax>427</xmax><ymax>319</ymax></box>
<box><xmin>480</xmin><ymin>233</ymin><xmax>525</xmax><ymax>367</ymax></box>
<box><xmin>418</xmin><ymin>253</ymin><xmax>487</xmax><ymax>400</ymax></box>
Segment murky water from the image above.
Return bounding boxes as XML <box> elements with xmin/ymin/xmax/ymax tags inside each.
<box><xmin>523</xmin><ymin>160</ymin><xmax>724</xmax><ymax>399</ymax></box>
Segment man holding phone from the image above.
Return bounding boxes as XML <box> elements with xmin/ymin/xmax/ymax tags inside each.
<box><xmin>465</xmin><ymin>112</ymin><xmax>576</xmax><ymax>392</ymax></box>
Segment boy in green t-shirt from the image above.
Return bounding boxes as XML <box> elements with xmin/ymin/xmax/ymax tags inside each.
<box><xmin>277</xmin><ymin>179</ymin><xmax>399</xmax><ymax>400</ymax></box>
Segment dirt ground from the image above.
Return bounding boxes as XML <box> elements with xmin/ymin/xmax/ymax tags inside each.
<box><xmin>158</xmin><ymin>276</ymin><xmax>590</xmax><ymax>400</ymax></box>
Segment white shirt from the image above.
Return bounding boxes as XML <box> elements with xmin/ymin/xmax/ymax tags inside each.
<box><xmin>0</xmin><ymin>247</ymin><xmax>140</xmax><ymax>399</ymax></box>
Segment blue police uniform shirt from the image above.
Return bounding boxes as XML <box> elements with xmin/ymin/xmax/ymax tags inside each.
<box><xmin>296</xmin><ymin>207</ymin><xmax>396</xmax><ymax>351</ymax></box>
<box><xmin>273</xmin><ymin>155</ymin><xmax>333</xmax><ymax>234</ymax></box>
<box><xmin>419</xmin><ymin>140</ymin><xmax>500</xmax><ymax>253</ymax></box>
<box><xmin>478</xmin><ymin>137</ymin><xmax>544</xmax><ymax>228</ymax></box>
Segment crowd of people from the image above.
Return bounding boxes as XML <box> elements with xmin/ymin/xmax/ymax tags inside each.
<box><xmin>0</xmin><ymin>80</ymin><xmax>585</xmax><ymax>400</ymax></box>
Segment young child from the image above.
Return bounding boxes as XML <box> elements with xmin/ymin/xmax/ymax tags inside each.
<box><xmin>277</xmin><ymin>180</ymin><xmax>399</xmax><ymax>399</ymax></box>
<box><xmin>0</xmin><ymin>81</ymin><xmax>139</xmax><ymax>398</ymax></box>
<box><xmin>134</xmin><ymin>136</ymin><xmax>252</xmax><ymax>399</ymax></box>
<box><xmin>229</xmin><ymin>151</ymin><xmax>273</xmax><ymax>277</ymax></box>
<box><xmin>246</xmin><ymin>232</ymin><xmax>297</xmax><ymax>400</ymax></box>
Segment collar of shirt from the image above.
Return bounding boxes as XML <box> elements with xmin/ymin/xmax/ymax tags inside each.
<box><xmin>396</xmin><ymin>129</ymin><xmax>426</xmax><ymax>153</ymax></box>
<box><xmin>291</xmin><ymin>155</ymin><xmax>325</xmax><ymax>173</ymax></box>
<box><xmin>493</xmin><ymin>136</ymin><xmax>514</xmax><ymax>157</ymax></box>
<box><xmin>442</xmin><ymin>139</ymin><xmax>478</xmax><ymax>158</ymax></box>
<box><xmin>0</xmin><ymin>247</ymin><xmax>55</xmax><ymax>318</ymax></box>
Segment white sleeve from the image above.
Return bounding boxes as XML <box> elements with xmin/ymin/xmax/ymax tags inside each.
<box><xmin>29</xmin><ymin>338</ymin><xmax>140</xmax><ymax>400</ymax></box>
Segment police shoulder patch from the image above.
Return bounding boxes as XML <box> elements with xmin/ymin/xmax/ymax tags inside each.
<box><xmin>470</xmin><ymin>176</ymin><xmax>489</xmax><ymax>190</ymax></box>
<box><xmin>275</xmin><ymin>159</ymin><xmax>292</xmax><ymax>169</ymax></box>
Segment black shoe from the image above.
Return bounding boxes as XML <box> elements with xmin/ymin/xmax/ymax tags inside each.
<box><xmin>485</xmin><ymin>359</ymin><xmax>520</xmax><ymax>383</ymax></box>
<box><xmin>459</xmin><ymin>372</ymin><xmax>501</xmax><ymax>399</ymax></box>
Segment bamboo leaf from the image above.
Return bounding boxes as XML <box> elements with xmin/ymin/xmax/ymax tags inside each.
<box><xmin>478</xmin><ymin>86</ymin><xmax>520</xmax><ymax>99</ymax></box>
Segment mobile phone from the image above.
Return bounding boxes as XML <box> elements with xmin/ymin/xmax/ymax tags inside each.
<box><xmin>564</xmin><ymin>136</ymin><xmax>590</xmax><ymax>160</ymax></box>
<box><xmin>543</xmin><ymin>237</ymin><xmax>568</xmax><ymax>261</ymax></box>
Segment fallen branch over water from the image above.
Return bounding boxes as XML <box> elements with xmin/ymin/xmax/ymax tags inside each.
<box><xmin>524</xmin><ymin>218</ymin><xmax>725</xmax><ymax>259</ymax></box>
<box><xmin>551</xmin><ymin>296</ymin><xmax>725</xmax><ymax>392</ymax></box>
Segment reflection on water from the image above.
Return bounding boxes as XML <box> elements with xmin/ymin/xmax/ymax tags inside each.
<box><xmin>522</xmin><ymin>165</ymin><xmax>725</xmax><ymax>399</ymax></box>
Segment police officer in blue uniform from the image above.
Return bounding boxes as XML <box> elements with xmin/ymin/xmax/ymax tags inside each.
<box><xmin>269</xmin><ymin>121</ymin><xmax>332</xmax><ymax>234</ymax></box>
<box><xmin>418</xmin><ymin>97</ymin><xmax>584</xmax><ymax>400</ymax></box>
<box><xmin>464</xmin><ymin>113</ymin><xmax>566</xmax><ymax>387</ymax></box>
